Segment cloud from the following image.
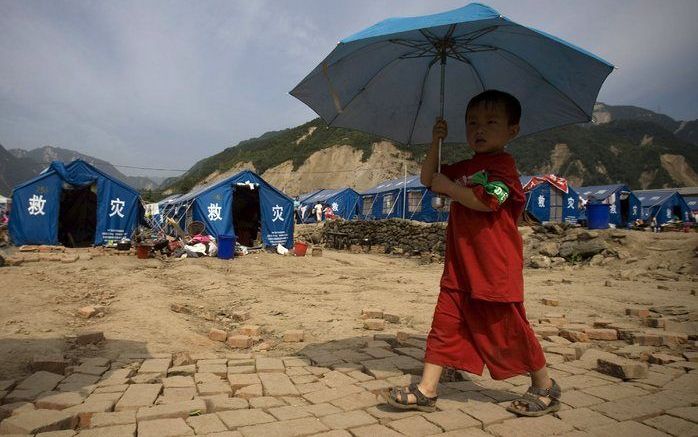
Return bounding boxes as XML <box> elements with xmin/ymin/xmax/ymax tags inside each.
<box><xmin>0</xmin><ymin>0</ymin><xmax>696</xmax><ymax>176</ymax></box>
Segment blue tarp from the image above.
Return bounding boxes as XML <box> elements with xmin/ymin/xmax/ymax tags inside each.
<box><xmin>635</xmin><ymin>190</ymin><xmax>693</xmax><ymax>225</ymax></box>
<box><xmin>521</xmin><ymin>176</ymin><xmax>579</xmax><ymax>224</ymax></box>
<box><xmin>360</xmin><ymin>175</ymin><xmax>448</xmax><ymax>222</ymax></box>
<box><xmin>9</xmin><ymin>160</ymin><xmax>141</xmax><ymax>246</ymax></box>
<box><xmin>160</xmin><ymin>170</ymin><xmax>294</xmax><ymax>248</ymax></box>
<box><xmin>685</xmin><ymin>196</ymin><xmax>698</xmax><ymax>211</ymax></box>
<box><xmin>300</xmin><ymin>187</ymin><xmax>360</xmax><ymax>222</ymax></box>
<box><xmin>577</xmin><ymin>184</ymin><xmax>642</xmax><ymax>227</ymax></box>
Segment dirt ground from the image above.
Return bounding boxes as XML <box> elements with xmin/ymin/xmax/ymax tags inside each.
<box><xmin>0</xmin><ymin>229</ymin><xmax>696</xmax><ymax>381</ymax></box>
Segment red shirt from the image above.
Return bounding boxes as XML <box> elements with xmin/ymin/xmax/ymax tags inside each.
<box><xmin>440</xmin><ymin>152</ymin><xmax>525</xmax><ymax>302</ymax></box>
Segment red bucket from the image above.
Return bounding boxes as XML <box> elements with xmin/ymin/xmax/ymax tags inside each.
<box><xmin>136</xmin><ymin>244</ymin><xmax>151</xmax><ymax>259</ymax></box>
<box><xmin>294</xmin><ymin>241</ymin><xmax>308</xmax><ymax>257</ymax></box>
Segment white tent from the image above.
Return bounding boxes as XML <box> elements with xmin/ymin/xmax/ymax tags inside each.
<box><xmin>0</xmin><ymin>195</ymin><xmax>9</xmax><ymax>205</ymax></box>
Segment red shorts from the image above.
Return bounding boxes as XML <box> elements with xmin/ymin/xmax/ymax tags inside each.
<box><xmin>424</xmin><ymin>288</ymin><xmax>546</xmax><ymax>380</ymax></box>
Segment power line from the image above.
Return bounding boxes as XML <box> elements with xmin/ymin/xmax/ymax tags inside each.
<box><xmin>113</xmin><ymin>163</ymin><xmax>419</xmax><ymax>175</ymax></box>
<box><xmin>112</xmin><ymin>164</ymin><xmax>188</xmax><ymax>172</ymax></box>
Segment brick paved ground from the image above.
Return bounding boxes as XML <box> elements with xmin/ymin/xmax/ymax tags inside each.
<box><xmin>0</xmin><ymin>330</ymin><xmax>696</xmax><ymax>436</ymax></box>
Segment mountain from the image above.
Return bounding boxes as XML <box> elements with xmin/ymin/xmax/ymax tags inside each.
<box><xmin>0</xmin><ymin>143</ymin><xmax>45</xmax><ymax>196</ymax></box>
<box><xmin>594</xmin><ymin>102</ymin><xmax>698</xmax><ymax>147</ymax></box>
<box><xmin>675</xmin><ymin>119</ymin><xmax>698</xmax><ymax>147</ymax></box>
<box><xmin>8</xmin><ymin>146</ymin><xmax>159</xmax><ymax>190</ymax></box>
<box><xmin>160</xmin><ymin>103</ymin><xmax>698</xmax><ymax>197</ymax></box>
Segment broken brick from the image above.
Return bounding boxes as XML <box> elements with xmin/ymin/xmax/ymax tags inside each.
<box><xmin>283</xmin><ymin>330</ymin><xmax>305</xmax><ymax>343</ymax></box>
<box><xmin>208</xmin><ymin>328</ymin><xmax>228</xmax><ymax>342</ymax></box>
<box><xmin>363</xmin><ymin>319</ymin><xmax>385</xmax><ymax>331</ymax></box>
<box><xmin>227</xmin><ymin>335</ymin><xmax>253</xmax><ymax>349</ymax></box>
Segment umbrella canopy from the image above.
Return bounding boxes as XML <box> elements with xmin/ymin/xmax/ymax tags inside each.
<box><xmin>290</xmin><ymin>3</ymin><xmax>614</xmax><ymax>144</ymax></box>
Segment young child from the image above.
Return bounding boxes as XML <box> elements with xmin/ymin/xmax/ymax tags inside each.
<box><xmin>388</xmin><ymin>90</ymin><xmax>560</xmax><ymax>416</ymax></box>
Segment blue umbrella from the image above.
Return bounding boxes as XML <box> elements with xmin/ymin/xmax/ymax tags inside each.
<box><xmin>290</xmin><ymin>3</ymin><xmax>614</xmax><ymax>145</ymax></box>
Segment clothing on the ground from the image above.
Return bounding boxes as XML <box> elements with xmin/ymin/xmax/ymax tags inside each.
<box><xmin>440</xmin><ymin>151</ymin><xmax>525</xmax><ymax>302</ymax></box>
<box><xmin>424</xmin><ymin>288</ymin><xmax>546</xmax><ymax>380</ymax></box>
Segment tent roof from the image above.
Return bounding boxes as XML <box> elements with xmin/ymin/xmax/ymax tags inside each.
<box><xmin>520</xmin><ymin>175</ymin><xmax>578</xmax><ymax>195</ymax></box>
<box><xmin>12</xmin><ymin>159</ymin><xmax>138</xmax><ymax>195</ymax></box>
<box><xmin>519</xmin><ymin>176</ymin><xmax>533</xmax><ymax>187</ymax></box>
<box><xmin>577</xmin><ymin>184</ymin><xmax>631</xmax><ymax>201</ymax></box>
<box><xmin>635</xmin><ymin>190</ymin><xmax>679</xmax><ymax>207</ymax></box>
<box><xmin>683</xmin><ymin>196</ymin><xmax>698</xmax><ymax>210</ymax></box>
<box><xmin>363</xmin><ymin>175</ymin><xmax>423</xmax><ymax>195</ymax></box>
<box><xmin>302</xmin><ymin>187</ymin><xmax>358</xmax><ymax>204</ymax></box>
<box><xmin>167</xmin><ymin>169</ymin><xmax>291</xmax><ymax>206</ymax></box>
<box><xmin>158</xmin><ymin>194</ymin><xmax>181</xmax><ymax>205</ymax></box>
<box><xmin>297</xmin><ymin>190</ymin><xmax>322</xmax><ymax>203</ymax></box>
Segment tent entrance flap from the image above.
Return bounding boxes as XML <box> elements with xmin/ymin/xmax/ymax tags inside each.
<box><xmin>233</xmin><ymin>185</ymin><xmax>261</xmax><ymax>246</ymax></box>
<box><xmin>672</xmin><ymin>205</ymin><xmax>682</xmax><ymax>220</ymax></box>
<box><xmin>58</xmin><ymin>184</ymin><xmax>97</xmax><ymax>247</ymax></box>
<box><xmin>620</xmin><ymin>194</ymin><xmax>629</xmax><ymax>224</ymax></box>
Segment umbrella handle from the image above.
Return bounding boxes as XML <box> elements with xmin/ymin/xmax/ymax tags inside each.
<box><xmin>431</xmin><ymin>137</ymin><xmax>446</xmax><ymax>210</ymax></box>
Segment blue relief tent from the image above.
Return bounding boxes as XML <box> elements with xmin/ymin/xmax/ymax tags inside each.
<box><xmin>635</xmin><ymin>190</ymin><xmax>693</xmax><ymax>225</ymax></box>
<box><xmin>9</xmin><ymin>159</ymin><xmax>141</xmax><ymax>246</ymax></box>
<box><xmin>159</xmin><ymin>170</ymin><xmax>294</xmax><ymax>248</ymax></box>
<box><xmin>685</xmin><ymin>196</ymin><xmax>698</xmax><ymax>214</ymax></box>
<box><xmin>300</xmin><ymin>187</ymin><xmax>361</xmax><ymax>222</ymax></box>
<box><xmin>577</xmin><ymin>184</ymin><xmax>642</xmax><ymax>227</ymax></box>
<box><xmin>360</xmin><ymin>175</ymin><xmax>448</xmax><ymax>222</ymax></box>
<box><xmin>520</xmin><ymin>176</ymin><xmax>579</xmax><ymax>224</ymax></box>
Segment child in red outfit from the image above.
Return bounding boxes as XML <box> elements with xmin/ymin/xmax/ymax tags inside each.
<box><xmin>388</xmin><ymin>90</ymin><xmax>561</xmax><ymax>416</ymax></box>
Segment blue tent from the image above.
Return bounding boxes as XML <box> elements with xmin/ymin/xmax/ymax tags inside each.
<box><xmin>300</xmin><ymin>187</ymin><xmax>360</xmax><ymax>223</ymax></box>
<box><xmin>360</xmin><ymin>175</ymin><xmax>448</xmax><ymax>222</ymax></box>
<box><xmin>577</xmin><ymin>184</ymin><xmax>641</xmax><ymax>227</ymax></box>
<box><xmin>297</xmin><ymin>190</ymin><xmax>322</xmax><ymax>203</ymax></box>
<box><xmin>635</xmin><ymin>190</ymin><xmax>693</xmax><ymax>225</ymax></box>
<box><xmin>9</xmin><ymin>160</ymin><xmax>141</xmax><ymax>246</ymax></box>
<box><xmin>520</xmin><ymin>176</ymin><xmax>579</xmax><ymax>224</ymax></box>
<box><xmin>159</xmin><ymin>170</ymin><xmax>294</xmax><ymax>248</ymax></box>
<box><xmin>685</xmin><ymin>196</ymin><xmax>698</xmax><ymax>222</ymax></box>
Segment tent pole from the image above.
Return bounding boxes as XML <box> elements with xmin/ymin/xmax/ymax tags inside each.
<box><xmin>402</xmin><ymin>160</ymin><xmax>407</xmax><ymax>219</ymax></box>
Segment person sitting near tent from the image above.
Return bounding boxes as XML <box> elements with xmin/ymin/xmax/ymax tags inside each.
<box><xmin>0</xmin><ymin>210</ymin><xmax>8</xmax><ymax>225</ymax></box>
<box><xmin>313</xmin><ymin>202</ymin><xmax>323</xmax><ymax>223</ymax></box>
<box><xmin>388</xmin><ymin>90</ymin><xmax>559</xmax><ymax>417</ymax></box>
<box><xmin>323</xmin><ymin>204</ymin><xmax>335</xmax><ymax>220</ymax></box>
<box><xmin>293</xmin><ymin>197</ymin><xmax>301</xmax><ymax>224</ymax></box>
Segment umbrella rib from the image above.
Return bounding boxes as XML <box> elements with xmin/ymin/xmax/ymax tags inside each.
<box><xmin>447</xmin><ymin>52</ymin><xmax>487</xmax><ymax>92</ymax></box>
<box><xmin>407</xmin><ymin>57</ymin><xmax>439</xmax><ymax>146</ymax></box>
<box><xmin>493</xmin><ymin>46</ymin><xmax>590</xmax><ymax>118</ymax></box>
<box><xmin>327</xmin><ymin>56</ymin><xmax>403</xmax><ymax>125</ymax></box>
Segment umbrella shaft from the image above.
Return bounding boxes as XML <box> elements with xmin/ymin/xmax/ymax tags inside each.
<box><xmin>438</xmin><ymin>54</ymin><xmax>446</xmax><ymax>172</ymax></box>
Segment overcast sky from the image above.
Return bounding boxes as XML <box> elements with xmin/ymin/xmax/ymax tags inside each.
<box><xmin>1</xmin><ymin>0</ymin><xmax>696</xmax><ymax>177</ymax></box>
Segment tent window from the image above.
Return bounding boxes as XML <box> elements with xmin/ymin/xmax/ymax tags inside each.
<box><xmin>233</xmin><ymin>185</ymin><xmax>261</xmax><ymax>246</ymax></box>
<box><xmin>58</xmin><ymin>184</ymin><xmax>97</xmax><ymax>247</ymax></box>
<box><xmin>408</xmin><ymin>191</ymin><xmax>422</xmax><ymax>213</ymax></box>
<box><xmin>362</xmin><ymin>196</ymin><xmax>374</xmax><ymax>216</ymax></box>
<box><xmin>382</xmin><ymin>194</ymin><xmax>394</xmax><ymax>214</ymax></box>
<box><xmin>549</xmin><ymin>189</ymin><xmax>563</xmax><ymax>222</ymax></box>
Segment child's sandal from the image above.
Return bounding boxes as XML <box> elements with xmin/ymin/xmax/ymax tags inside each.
<box><xmin>507</xmin><ymin>379</ymin><xmax>561</xmax><ymax>417</ymax></box>
<box><xmin>386</xmin><ymin>383</ymin><xmax>437</xmax><ymax>412</ymax></box>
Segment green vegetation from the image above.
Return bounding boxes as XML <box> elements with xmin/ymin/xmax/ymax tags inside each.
<box><xmin>159</xmin><ymin>107</ymin><xmax>698</xmax><ymax>197</ymax></box>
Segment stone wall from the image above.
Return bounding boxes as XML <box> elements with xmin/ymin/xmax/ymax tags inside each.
<box><xmin>295</xmin><ymin>220</ymin><xmax>631</xmax><ymax>268</ymax></box>
<box><xmin>319</xmin><ymin>219</ymin><xmax>447</xmax><ymax>257</ymax></box>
